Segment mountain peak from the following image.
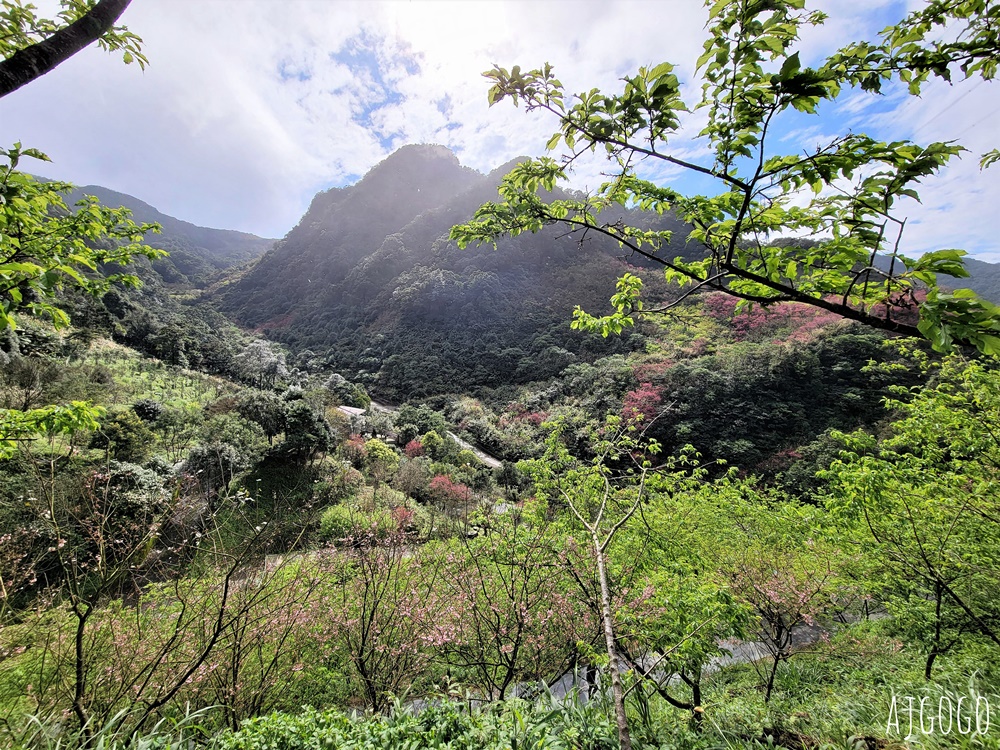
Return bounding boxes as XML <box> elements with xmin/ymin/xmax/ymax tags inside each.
<box><xmin>380</xmin><ymin>143</ymin><xmax>460</xmax><ymax>165</ymax></box>
<box><xmin>358</xmin><ymin>144</ymin><xmax>473</xmax><ymax>195</ymax></box>
<box><xmin>488</xmin><ymin>155</ymin><xmax>532</xmax><ymax>180</ymax></box>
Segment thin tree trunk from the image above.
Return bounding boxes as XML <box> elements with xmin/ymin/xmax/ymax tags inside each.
<box><xmin>594</xmin><ymin>531</ymin><xmax>631</xmax><ymax>750</ymax></box>
<box><xmin>764</xmin><ymin>653</ymin><xmax>781</xmax><ymax>703</ymax></box>
<box><xmin>681</xmin><ymin>669</ymin><xmax>704</xmax><ymax>728</ymax></box>
<box><xmin>926</xmin><ymin>581</ymin><xmax>944</xmax><ymax>680</ymax></box>
<box><xmin>72</xmin><ymin>604</ymin><xmax>92</xmax><ymax>742</ymax></box>
<box><xmin>692</xmin><ymin>678</ymin><xmax>703</xmax><ymax>728</ymax></box>
<box><xmin>925</xmin><ymin>650</ymin><xmax>939</xmax><ymax>681</ymax></box>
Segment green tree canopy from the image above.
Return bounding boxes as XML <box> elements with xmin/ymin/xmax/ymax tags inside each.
<box><xmin>280</xmin><ymin>401</ymin><xmax>333</xmax><ymax>463</ymax></box>
<box><xmin>830</xmin><ymin>0</ymin><xmax>999</xmax><ymax>97</ymax></box>
<box><xmin>451</xmin><ymin>0</ymin><xmax>1000</xmax><ymax>355</ymax></box>
<box><xmin>825</xmin><ymin>353</ymin><xmax>1000</xmax><ymax>676</ymax></box>
<box><xmin>90</xmin><ymin>407</ymin><xmax>154</xmax><ymax>463</ymax></box>
<box><xmin>1</xmin><ymin>144</ymin><xmax>163</xmax><ymax>331</ymax></box>
<box><xmin>2</xmin><ymin>1</ymin><xmax>156</xmax><ymax>332</ymax></box>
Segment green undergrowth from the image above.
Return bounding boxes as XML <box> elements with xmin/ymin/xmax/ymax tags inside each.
<box><xmin>207</xmin><ymin>621</ymin><xmax>1000</xmax><ymax>750</ymax></box>
<box><xmin>7</xmin><ymin>621</ymin><xmax>1000</xmax><ymax>749</ymax></box>
<box><xmin>87</xmin><ymin>339</ymin><xmax>236</xmax><ymax>410</ymax></box>
<box><xmin>214</xmin><ymin>695</ymin><xmax>621</xmax><ymax>750</ymax></box>
<box><xmin>694</xmin><ymin>621</ymin><xmax>1000</xmax><ymax>749</ymax></box>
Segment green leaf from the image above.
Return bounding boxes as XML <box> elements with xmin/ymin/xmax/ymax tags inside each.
<box><xmin>1</xmin><ymin>261</ymin><xmax>43</xmax><ymax>275</ymax></box>
<box><xmin>977</xmin><ymin>334</ymin><xmax>1000</xmax><ymax>356</ymax></box>
<box><xmin>762</xmin><ymin>36</ymin><xmax>785</xmax><ymax>56</ymax></box>
<box><xmin>447</xmin><ymin>1</ymin><xmax>1000</xmax><ymax>355</ymax></box>
<box><xmin>707</xmin><ymin>0</ymin><xmax>729</xmax><ymax>20</ymax></box>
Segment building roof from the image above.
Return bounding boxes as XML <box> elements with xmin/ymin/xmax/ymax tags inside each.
<box><xmin>336</xmin><ymin>405</ymin><xmax>367</xmax><ymax>417</ymax></box>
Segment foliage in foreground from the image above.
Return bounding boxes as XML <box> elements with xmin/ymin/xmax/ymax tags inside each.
<box><xmin>214</xmin><ymin>697</ymin><xmax>620</xmax><ymax>750</ymax></box>
<box><xmin>451</xmin><ymin>0</ymin><xmax>1000</xmax><ymax>355</ymax></box>
<box><xmin>210</xmin><ymin>628</ymin><xmax>1000</xmax><ymax>750</ymax></box>
<box><xmin>8</xmin><ymin>620</ymin><xmax>1000</xmax><ymax>749</ymax></box>
<box><xmin>825</xmin><ymin>352</ymin><xmax>1000</xmax><ymax>677</ymax></box>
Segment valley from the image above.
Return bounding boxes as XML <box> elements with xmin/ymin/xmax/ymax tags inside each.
<box><xmin>2</xmin><ymin>1</ymin><xmax>1000</xmax><ymax>749</ymax></box>
<box><xmin>2</xmin><ymin>148</ymin><xmax>998</xmax><ymax>750</ymax></box>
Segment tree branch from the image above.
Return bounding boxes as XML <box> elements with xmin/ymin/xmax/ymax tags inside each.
<box><xmin>0</xmin><ymin>0</ymin><xmax>133</xmax><ymax>99</ymax></box>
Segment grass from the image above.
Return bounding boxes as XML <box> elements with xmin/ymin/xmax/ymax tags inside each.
<box><xmin>684</xmin><ymin>620</ymin><xmax>1000</xmax><ymax>749</ymax></box>
<box><xmin>4</xmin><ymin>616</ymin><xmax>998</xmax><ymax>749</ymax></box>
<box><xmin>85</xmin><ymin>339</ymin><xmax>236</xmax><ymax>411</ymax></box>
<box><xmin>7</xmin><ymin>706</ymin><xmax>214</xmax><ymax>750</ymax></box>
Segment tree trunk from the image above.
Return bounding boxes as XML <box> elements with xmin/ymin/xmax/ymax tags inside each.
<box><xmin>0</xmin><ymin>0</ymin><xmax>134</xmax><ymax>99</ymax></box>
<box><xmin>72</xmin><ymin>604</ymin><xmax>92</xmax><ymax>742</ymax></box>
<box><xmin>681</xmin><ymin>669</ymin><xmax>704</xmax><ymax>728</ymax></box>
<box><xmin>593</xmin><ymin>531</ymin><xmax>632</xmax><ymax>750</ymax></box>
<box><xmin>926</xmin><ymin>581</ymin><xmax>944</xmax><ymax>680</ymax></box>
<box><xmin>924</xmin><ymin>650</ymin><xmax>939</xmax><ymax>681</ymax></box>
<box><xmin>764</xmin><ymin>653</ymin><xmax>781</xmax><ymax>703</ymax></box>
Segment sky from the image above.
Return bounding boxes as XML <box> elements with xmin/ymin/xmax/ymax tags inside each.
<box><xmin>1</xmin><ymin>0</ymin><xmax>998</xmax><ymax>260</ymax></box>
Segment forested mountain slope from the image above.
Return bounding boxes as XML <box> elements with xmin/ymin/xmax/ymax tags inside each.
<box><xmin>65</xmin><ymin>184</ymin><xmax>276</xmax><ymax>287</ymax></box>
<box><xmin>954</xmin><ymin>256</ymin><xmax>1000</xmax><ymax>301</ymax></box>
<box><xmin>216</xmin><ymin>144</ymin><xmax>690</xmax><ymax>400</ymax></box>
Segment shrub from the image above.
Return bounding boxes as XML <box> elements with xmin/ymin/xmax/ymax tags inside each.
<box><xmin>340</xmin><ymin>434</ymin><xmax>367</xmax><ymax>468</ymax></box>
<box><xmin>428</xmin><ymin>475</ymin><xmax>470</xmax><ymax>509</ymax></box>
<box><xmin>213</xmin><ymin>697</ymin><xmax>620</xmax><ymax>750</ymax></box>
<box><xmin>184</xmin><ymin>443</ymin><xmax>246</xmax><ymax>497</ymax></box>
<box><xmin>90</xmin><ymin>409</ymin><xmax>155</xmax><ymax>463</ymax></box>
<box><xmin>319</xmin><ymin>504</ymin><xmax>393</xmax><ymax>543</ymax></box>
<box><xmin>280</xmin><ymin>401</ymin><xmax>333</xmax><ymax>461</ymax></box>
<box><xmin>132</xmin><ymin>398</ymin><xmax>165</xmax><ymax>423</ymax></box>
<box><xmin>355</xmin><ymin>485</ymin><xmax>406</xmax><ymax>509</ymax></box>
<box><xmin>395</xmin><ymin>422</ymin><xmax>420</xmax><ymax>448</ymax></box>
<box><xmin>200</xmin><ymin>413</ymin><xmax>268</xmax><ymax>465</ymax></box>
<box><xmin>315</xmin><ymin>461</ymin><xmax>365</xmax><ymax>502</ymax></box>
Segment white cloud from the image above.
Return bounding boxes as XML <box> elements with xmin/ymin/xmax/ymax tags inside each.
<box><xmin>877</xmin><ymin>77</ymin><xmax>1000</xmax><ymax>261</ymax></box>
<box><xmin>0</xmin><ymin>0</ymin><xmax>995</xmax><ymax>266</ymax></box>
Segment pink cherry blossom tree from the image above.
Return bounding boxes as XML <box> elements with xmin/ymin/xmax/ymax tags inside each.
<box><xmin>439</xmin><ymin>508</ymin><xmax>591</xmax><ymax>699</ymax></box>
<box><xmin>317</xmin><ymin>526</ymin><xmax>453</xmax><ymax>711</ymax></box>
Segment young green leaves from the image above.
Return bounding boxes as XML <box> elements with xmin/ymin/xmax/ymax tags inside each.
<box><xmin>1</xmin><ymin>143</ymin><xmax>163</xmax><ymax>331</ymax></box>
<box><xmin>452</xmin><ymin>0</ymin><xmax>1000</xmax><ymax>355</ymax></box>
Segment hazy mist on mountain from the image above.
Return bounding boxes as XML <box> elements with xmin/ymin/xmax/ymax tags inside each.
<box><xmin>215</xmin><ymin>144</ymin><xmax>690</xmax><ymax>400</ymax></box>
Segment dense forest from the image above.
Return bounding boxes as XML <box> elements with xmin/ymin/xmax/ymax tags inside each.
<box><xmin>214</xmin><ymin>144</ymin><xmax>689</xmax><ymax>400</ymax></box>
<box><xmin>2</xmin><ymin>1</ymin><xmax>1000</xmax><ymax>750</ymax></box>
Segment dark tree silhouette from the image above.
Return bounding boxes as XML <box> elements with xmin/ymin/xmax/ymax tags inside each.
<box><xmin>0</xmin><ymin>0</ymin><xmax>139</xmax><ymax>98</ymax></box>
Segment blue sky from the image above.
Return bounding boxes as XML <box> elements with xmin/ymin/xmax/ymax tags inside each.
<box><xmin>0</xmin><ymin>0</ymin><xmax>997</xmax><ymax>261</ymax></box>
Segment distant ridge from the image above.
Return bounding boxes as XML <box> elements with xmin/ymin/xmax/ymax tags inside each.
<box><xmin>65</xmin><ymin>183</ymin><xmax>276</xmax><ymax>287</ymax></box>
<box><xmin>953</xmin><ymin>256</ymin><xmax>1000</xmax><ymax>302</ymax></box>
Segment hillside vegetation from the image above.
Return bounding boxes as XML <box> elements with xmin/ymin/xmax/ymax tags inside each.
<box><xmin>3</xmin><ymin>0</ymin><xmax>1000</xmax><ymax>748</ymax></box>
<box><xmin>215</xmin><ymin>145</ymin><xmax>690</xmax><ymax>400</ymax></box>
<box><xmin>3</xmin><ymin>143</ymin><xmax>999</xmax><ymax>750</ymax></box>
<box><xmin>65</xmin><ymin>183</ymin><xmax>275</xmax><ymax>288</ymax></box>
<box><xmin>4</xmin><ymin>269</ymin><xmax>999</xmax><ymax>750</ymax></box>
